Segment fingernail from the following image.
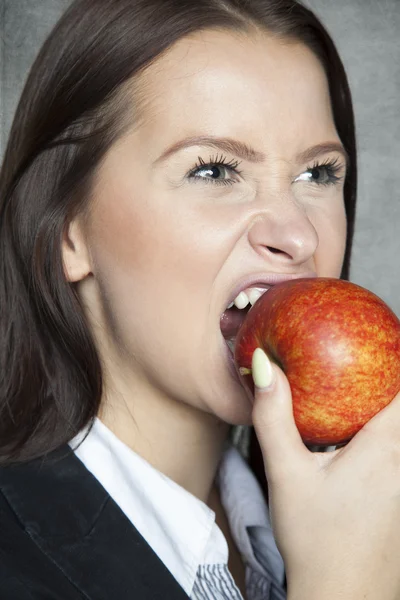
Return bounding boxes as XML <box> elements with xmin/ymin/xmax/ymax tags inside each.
<box><xmin>252</xmin><ymin>348</ymin><xmax>274</xmax><ymax>390</ymax></box>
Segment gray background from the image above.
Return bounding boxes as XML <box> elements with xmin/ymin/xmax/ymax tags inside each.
<box><xmin>0</xmin><ymin>0</ymin><xmax>399</xmax><ymax>315</ymax></box>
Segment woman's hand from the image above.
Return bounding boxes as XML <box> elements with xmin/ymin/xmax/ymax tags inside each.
<box><xmin>251</xmin><ymin>348</ymin><xmax>400</xmax><ymax>600</ymax></box>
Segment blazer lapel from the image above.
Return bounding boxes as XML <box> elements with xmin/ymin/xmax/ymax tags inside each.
<box><xmin>0</xmin><ymin>448</ymin><xmax>190</xmax><ymax>600</ymax></box>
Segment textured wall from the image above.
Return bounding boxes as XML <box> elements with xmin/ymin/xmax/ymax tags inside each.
<box><xmin>303</xmin><ymin>0</ymin><xmax>400</xmax><ymax>316</ymax></box>
<box><xmin>1</xmin><ymin>0</ymin><xmax>399</xmax><ymax>315</ymax></box>
<box><xmin>0</xmin><ymin>1</ymin><xmax>70</xmax><ymax>154</ymax></box>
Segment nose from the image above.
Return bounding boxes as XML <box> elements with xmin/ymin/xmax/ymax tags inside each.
<box><xmin>247</xmin><ymin>198</ymin><xmax>319</xmax><ymax>267</ymax></box>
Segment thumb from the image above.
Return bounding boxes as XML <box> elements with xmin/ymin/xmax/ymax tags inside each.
<box><xmin>251</xmin><ymin>348</ymin><xmax>311</xmax><ymax>485</ymax></box>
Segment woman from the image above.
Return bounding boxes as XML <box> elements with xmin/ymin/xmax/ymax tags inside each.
<box><xmin>1</xmin><ymin>0</ymin><xmax>400</xmax><ymax>598</ymax></box>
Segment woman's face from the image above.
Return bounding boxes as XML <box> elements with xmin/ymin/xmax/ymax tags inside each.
<box><xmin>75</xmin><ymin>30</ymin><xmax>347</xmax><ymax>426</ymax></box>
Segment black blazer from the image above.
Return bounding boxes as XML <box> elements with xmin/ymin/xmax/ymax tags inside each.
<box><xmin>0</xmin><ymin>447</ymin><xmax>190</xmax><ymax>599</ymax></box>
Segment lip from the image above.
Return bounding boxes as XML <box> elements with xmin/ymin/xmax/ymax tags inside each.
<box><xmin>223</xmin><ymin>270</ymin><xmax>318</xmax><ymax>311</ymax></box>
<box><xmin>221</xmin><ymin>270</ymin><xmax>317</xmax><ymax>385</ymax></box>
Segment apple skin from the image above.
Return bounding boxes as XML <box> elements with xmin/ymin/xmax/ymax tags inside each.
<box><xmin>234</xmin><ymin>278</ymin><xmax>400</xmax><ymax>446</ymax></box>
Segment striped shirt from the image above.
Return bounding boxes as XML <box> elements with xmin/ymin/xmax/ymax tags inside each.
<box><xmin>72</xmin><ymin>418</ymin><xmax>286</xmax><ymax>599</ymax></box>
<box><xmin>190</xmin><ymin>443</ymin><xmax>286</xmax><ymax>600</ymax></box>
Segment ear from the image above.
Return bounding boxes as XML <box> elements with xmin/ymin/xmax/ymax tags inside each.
<box><xmin>62</xmin><ymin>218</ymin><xmax>92</xmax><ymax>282</ymax></box>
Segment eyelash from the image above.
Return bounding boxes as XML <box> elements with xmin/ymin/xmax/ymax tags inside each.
<box><xmin>305</xmin><ymin>157</ymin><xmax>345</xmax><ymax>187</ymax></box>
<box><xmin>187</xmin><ymin>154</ymin><xmax>345</xmax><ymax>187</ymax></box>
<box><xmin>188</xmin><ymin>154</ymin><xmax>242</xmax><ymax>186</ymax></box>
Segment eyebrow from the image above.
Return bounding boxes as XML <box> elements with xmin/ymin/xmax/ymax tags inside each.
<box><xmin>154</xmin><ymin>136</ymin><xmax>265</xmax><ymax>164</ymax></box>
<box><xmin>297</xmin><ymin>143</ymin><xmax>349</xmax><ymax>168</ymax></box>
<box><xmin>154</xmin><ymin>135</ymin><xmax>349</xmax><ymax>168</ymax></box>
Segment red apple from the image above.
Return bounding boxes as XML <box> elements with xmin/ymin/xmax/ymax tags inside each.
<box><xmin>234</xmin><ymin>278</ymin><xmax>400</xmax><ymax>446</ymax></box>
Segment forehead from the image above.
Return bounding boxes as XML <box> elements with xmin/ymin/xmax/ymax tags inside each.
<box><xmin>131</xmin><ymin>29</ymin><xmax>338</xmax><ymax>153</ymax></box>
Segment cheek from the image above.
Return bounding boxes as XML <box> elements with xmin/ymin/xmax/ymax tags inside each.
<box><xmin>85</xmin><ymin>188</ymin><xmax>228</xmax><ymax>341</ymax></box>
<box><xmin>85</xmin><ymin>193</ymin><xmax>200</xmax><ymax>375</ymax></box>
<box><xmin>311</xmin><ymin>200</ymin><xmax>347</xmax><ymax>278</ymax></box>
<box><xmin>89</xmin><ymin>186</ymin><xmax>189</xmax><ymax>281</ymax></box>
<box><xmin>84</xmin><ymin>185</ymin><xmax>241</xmax><ymax>406</ymax></box>
<box><xmin>88</xmin><ymin>180</ymin><xmax>238</xmax><ymax>297</ymax></box>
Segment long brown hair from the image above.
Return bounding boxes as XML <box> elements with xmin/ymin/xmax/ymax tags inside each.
<box><xmin>0</xmin><ymin>0</ymin><xmax>357</xmax><ymax>464</ymax></box>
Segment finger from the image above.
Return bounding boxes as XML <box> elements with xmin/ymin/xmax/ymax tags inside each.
<box><xmin>251</xmin><ymin>348</ymin><xmax>312</xmax><ymax>485</ymax></box>
<box><xmin>351</xmin><ymin>387</ymin><xmax>400</xmax><ymax>448</ymax></box>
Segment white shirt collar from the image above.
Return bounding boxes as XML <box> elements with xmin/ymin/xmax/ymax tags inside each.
<box><xmin>217</xmin><ymin>443</ymin><xmax>285</xmax><ymax>584</ymax></box>
<box><xmin>70</xmin><ymin>418</ymin><xmax>228</xmax><ymax>596</ymax></box>
<box><xmin>70</xmin><ymin>418</ymin><xmax>284</xmax><ymax>595</ymax></box>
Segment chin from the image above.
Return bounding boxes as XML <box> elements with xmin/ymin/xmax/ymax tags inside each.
<box><xmin>195</xmin><ymin>336</ymin><xmax>253</xmax><ymax>426</ymax></box>
<box><xmin>207</xmin><ymin>371</ymin><xmax>254</xmax><ymax>427</ymax></box>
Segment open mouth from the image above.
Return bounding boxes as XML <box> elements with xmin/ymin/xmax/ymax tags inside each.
<box><xmin>220</xmin><ymin>286</ymin><xmax>271</xmax><ymax>358</ymax></box>
<box><xmin>220</xmin><ymin>305</ymin><xmax>250</xmax><ymax>355</ymax></box>
<box><xmin>220</xmin><ymin>273</ymin><xmax>318</xmax><ymax>375</ymax></box>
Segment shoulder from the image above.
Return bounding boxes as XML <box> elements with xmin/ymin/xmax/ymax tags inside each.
<box><xmin>0</xmin><ymin>489</ymin><xmax>52</xmax><ymax>598</ymax></box>
<box><xmin>0</xmin><ymin>456</ymin><xmax>89</xmax><ymax>599</ymax></box>
<box><xmin>0</xmin><ymin>455</ymin><xmax>190</xmax><ymax>600</ymax></box>
<box><xmin>0</xmin><ymin>558</ymin><xmax>35</xmax><ymax>599</ymax></box>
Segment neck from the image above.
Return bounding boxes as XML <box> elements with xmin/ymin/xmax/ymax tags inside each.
<box><xmin>98</xmin><ymin>380</ymin><xmax>230</xmax><ymax>504</ymax></box>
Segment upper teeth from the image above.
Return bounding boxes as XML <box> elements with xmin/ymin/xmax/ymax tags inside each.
<box><xmin>229</xmin><ymin>287</ymin><xmax>269</xmax><ymax>310</ymax></box>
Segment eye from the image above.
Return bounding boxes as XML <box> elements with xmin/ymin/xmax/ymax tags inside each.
<box><xmin>187</xmin><ymin>154</ymin><xmax>242</xmax><ymax>186</ymax></box>
<box><xmin>294</xmin><ymin>158</ymin><xmax>345</xmax><ymax>186</ymax></box>
<box><xmin>194</xmin><ymin>164</ymin><xmax>230</xmax><ymax>181</ymax></box>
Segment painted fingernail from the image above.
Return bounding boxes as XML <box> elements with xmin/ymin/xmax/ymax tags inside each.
<box><xmin>252</xmin><ymin>348</ymin><xmax>274</xmax><ymax>390</ymax></box>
